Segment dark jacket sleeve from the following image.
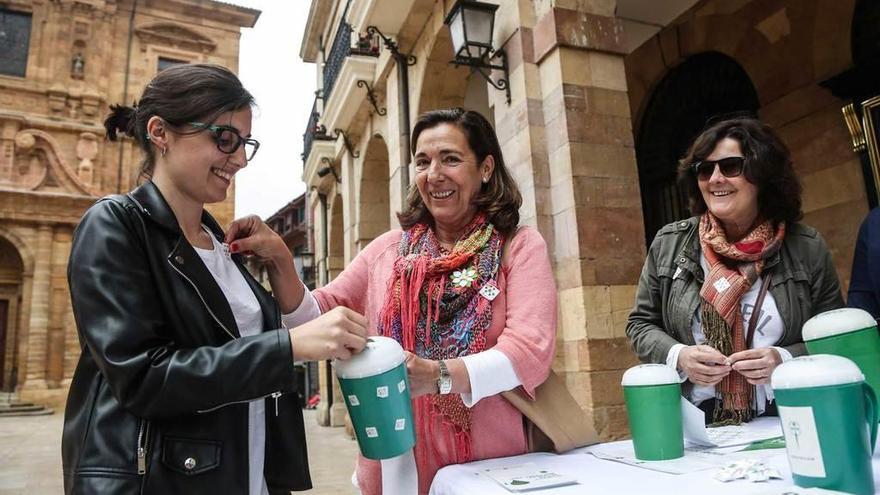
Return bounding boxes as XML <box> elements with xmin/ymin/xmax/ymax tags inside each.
<box><xmin>68</xmin><ymin>199</ymin><xmax>296</xmax><ymax>419</ymax></box>
<box><xmin>848</xmin><ymin>210</ymin><xmax>880</xmax><ymax>318</ymax></box>
<box><xmin>780</xmin><ymin>228</ymin><xmax>844</xmax><ymax>357</ymax></box>
<box><xmin>626</xmin><ymin>232</ymin><xmax>681</xmax><ymax>364</ymax></box>
<box><xmin>809</xmin><ymin>229</ymin><xmax>846</xmax><ymax>316</ymax></box>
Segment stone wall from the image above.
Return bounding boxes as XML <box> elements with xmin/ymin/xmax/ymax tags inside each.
<box><xmin>625</xmin><ymin>0</ymin><xmax>863</xmax><ymax>290</ymax></box>
<box><xmin>0</xmin><ymin>0</ymin><xmax>258</xmax><ymax>407</ymax></box>
<box><xmin>302</xmin><ymin>0</ymin><xmax>869</xmax><ymax>440</ymax></box>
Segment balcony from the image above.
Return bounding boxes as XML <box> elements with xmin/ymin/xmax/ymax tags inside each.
<box><xmin>302</xmin><ymin>96</ymin><xmax>333</xmax><ymax>161</ymax></box>
<box><xmin>347</xmin><ymin>0</ymin><xmax>418</xmax><ymax>36</ymax></box>
<box><xmin>323</xmin><ymin>20</ymin><xmax>379</xmax><ymax>102</ymax></box>
<box><xmin>320</xmin><ymin>19</ymin><xmax>380</xmax><ymax>133</ymax></box>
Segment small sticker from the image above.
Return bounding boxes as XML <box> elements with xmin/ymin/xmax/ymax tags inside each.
<box><xmin>479</xmin><ymin>282</ymin><xmax>500</xmax><ymax>301</ymax></box>
<box><xmin>347</xmin><ymin>395</ymin><xmax>360</xmax><ymax>406</ymax></box>
<box><xmin>376</xmin><ymin>386</ymin><xmax>389</xmax><ymax>398</ymax></box>
<box><xmin>779</xmin><ymin>406</ymin><xmax>825</xmax><ymax>478</ymax></box>
<box><xmin>395</xmin><ymin>418</ymin><xmax>406</xmax><ymax>431</ymax></box>
<box><xmin>713</xmin><ymin>277</ymin><xmax>731</xmax><ymax>293</ymax></box>
<box><xmin>365</xmin><ymin>427</ymin><xmax>378</xmax><ymax>438</ymax></box>
<box><xmin>397</xmin><ymin>380</ymin><xmax>406</xmax><ymax>393</ymax></box>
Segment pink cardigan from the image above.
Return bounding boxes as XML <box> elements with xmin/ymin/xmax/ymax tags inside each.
<box><xmin>314</xmin><ymin>226</ymin><xmax>557</xmax><ymax>494</ymax></box>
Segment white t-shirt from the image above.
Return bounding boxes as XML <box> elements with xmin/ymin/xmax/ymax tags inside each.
<box><xmin>194</xmin><ymin>229</ymin><xmax>269</xmax><ymax>495</ymax></box>
<box><xmin>666</xmin><ymin>252</ymin><xmax>792</xmax><ymax>415</ymax></box>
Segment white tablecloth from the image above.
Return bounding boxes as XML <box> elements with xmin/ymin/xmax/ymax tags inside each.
<box><xmin>430</xmin><ymin>418</ymin><xmax>880</xmax><ymax>494</ymax></box>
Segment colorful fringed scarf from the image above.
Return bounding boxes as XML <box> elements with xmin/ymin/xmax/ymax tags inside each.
<box><xmin>699</xmin><ymin>212</ymin><xmax>785</xmax><ymax>425</ymax></box>
<box><xmin>378</xmin><ymin>213</ymin><xmax>504</xmax><ymax>463</ymax></box>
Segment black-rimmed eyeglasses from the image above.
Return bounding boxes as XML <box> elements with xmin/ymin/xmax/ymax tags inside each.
<box><xmin>190</xmin><ymin>122</ymin><xmax>260</xmax><ymax>161</ymax></box>
<box><xmin>691</xmin><ymin>156</ymin><xmax>745</xmax><ymax>181</ymax></box>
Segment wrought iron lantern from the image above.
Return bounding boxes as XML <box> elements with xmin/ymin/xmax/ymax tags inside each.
<box><xmin>444</xmin><ymin>0</ymin><xmax>510</xmax><ymax>104</ymax></box>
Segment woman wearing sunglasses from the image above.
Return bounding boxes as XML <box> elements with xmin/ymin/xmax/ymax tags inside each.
<box><xmin>626</xmin><ymin>117</ymin><xmax>843</xmax><ymax>424</ymax></box>
<box><xmin>62</xmin><ymin>64</ymin><xmax>368</xmax><ymax>494</ymax></box>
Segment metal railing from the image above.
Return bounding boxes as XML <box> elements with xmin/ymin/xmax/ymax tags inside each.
<box><xmin>304</xmin><ymin>17</ymin><xmax>380</xmax><ymax>162</ymax></box>
<box><xmin>302</xmin><ymin>96</ymin><xmax>331</xmax><ymax>161</ymax></box>
<box><xmin>322</xmin><ymin>19</ymin><xmax>379</xmax><ymax>102</ymax></box>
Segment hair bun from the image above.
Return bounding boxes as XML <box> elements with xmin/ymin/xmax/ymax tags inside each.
<box><xmin>104</xmin><ymin>104</ymin><xmax>137</xmax><ymax>141</ymax></box>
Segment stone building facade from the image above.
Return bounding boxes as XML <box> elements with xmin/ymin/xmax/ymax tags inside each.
<box><xmin>300</xmin><ymin>0</ymin><xmax>879</xmax><ymax>437</ymax></box>
<box><xmin>0</xmin><ymin>0</ymin><xmax>258</xmax><ymax>407</ymax></box>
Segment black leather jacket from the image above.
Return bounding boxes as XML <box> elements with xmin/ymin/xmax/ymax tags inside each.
<box><xmin>62</xmin><ymin>182</ymin><xmax>311</xmax><ymax>494</ymax></box>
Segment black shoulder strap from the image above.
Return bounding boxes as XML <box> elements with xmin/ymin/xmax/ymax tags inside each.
<box><xmin>746</xmin><ymin>274</ymin><xmax>771</xmax><ymax>348</ymax></box>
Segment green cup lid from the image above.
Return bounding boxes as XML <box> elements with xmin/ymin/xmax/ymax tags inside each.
<box><xmin>622</xmin><ymin>364</ymin><xmax>680</xmax><ymax>386</ymax></box>
<box><xmin>771</xmin><ymin>354</ymin><xmax>864</xmax><ymax>390</ymax></box>
<box><xmin>803</xmin><ymin>307</ymin><xmax>876</xmax><ymax>341</ymax></box>
<box><xmin>334</xmin><ymin>336</ymin><xmax>405</xmax><ymax>379</ymax></box>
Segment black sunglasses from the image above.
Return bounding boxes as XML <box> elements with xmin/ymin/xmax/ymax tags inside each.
<box><xmin>691</xmin><ymin>156</ymin><xmax>745</xmax><ymax>181</ymax></box>
<box><xmin>190</xmin><ymin>122</ymin><xmax>260</xmax><ymax>161</ymax></box>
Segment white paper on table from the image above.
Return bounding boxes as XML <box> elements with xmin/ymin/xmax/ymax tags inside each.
<box><xmin>682</xmin><ymin>398</ymin><xmax>783</xmax><ymax>448</ymax></box>
<box><xmin>588</xmin><ymin>442</ymin><xmax>724</xmax><ymax>475</ymax></box>
<box><xmin>747</xmin><ymin>487</ymin><xmax>850</xmax><ymax>495</ymax></box>
<box><xmin>478</xmin><ymin>463</ymin><xmax>578</xmax><ymax>492</ymax></box>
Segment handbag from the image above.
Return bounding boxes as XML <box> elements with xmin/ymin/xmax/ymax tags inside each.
<box><xmin>502</xmin><ymin>369</ymin><xmax>599</xmax><ymax>453</ymax></box>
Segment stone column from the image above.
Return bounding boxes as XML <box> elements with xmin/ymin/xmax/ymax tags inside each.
<box><xmin>22</xmin><ymin>224</ymin><xmax>53</xmax><ymax>390</ymax></box>
<box><xmin>339</xmin><ymin>150</ymin><xmax>357</xmax><ymax>265</ymax></box>
<box><xmin>0</xmin><ymin>119</ymin><xmax>22</xmax><ymax>183</ymax></box>
<box><xmin>534</xmin><ymin>5</ymin><xmax>643</xmax><ymax>440</ymax></box>
<box><xmin>384</xmin><ymin>71</ymin><xmax>408</xmax><ymax>213</ymax></box>
<box><xmin>315</xmin><ymin>359</ymin><xmax>331</xmax><ymax>426</ymax></box>
<box><xmin>46</xmin><ymin>227</ymin><xmax>72</xmax><ymax>387</ymax></box>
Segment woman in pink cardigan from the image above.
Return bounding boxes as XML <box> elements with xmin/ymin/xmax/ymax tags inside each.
<box><xmin>227</xmin><ymin>108</ymin><xmax>557</xmax><ymax>494</ymax></box>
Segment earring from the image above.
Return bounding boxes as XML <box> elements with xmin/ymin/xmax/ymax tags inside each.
<box><xmin>161</xmin><ymin>146</ymin><xmax>167</xmax><ymax>157</ymax></box>
<box><xmin>482</xmin><ymin>177</ymin><xmax>489</xmax><ymax>183</ymax></box>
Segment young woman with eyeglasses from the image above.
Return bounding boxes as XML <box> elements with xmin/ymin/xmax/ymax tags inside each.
<box><xmin>626</xmin><ymin>117</ymin><xmax>843</xmax><ymax>425</ymax></box>
<box><xmin>62</xmin><ymin>63</ymin><xmax>368</xmax><ymax>494</ymax></box>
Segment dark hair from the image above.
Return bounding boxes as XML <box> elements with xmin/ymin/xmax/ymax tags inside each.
<box><xmin>399</xmin><ymin>107</ymin><xmax>522</xmax><ymax>236</ymax></box>
<box><xmin>677</xmin><ymin>117</ymin><xmax>802</xmax><ymax>224</ymax></box>
<box><xmin>103</xmin><ymin>63</ymin><xmax>255</xmax><ymax>178</ymax></box>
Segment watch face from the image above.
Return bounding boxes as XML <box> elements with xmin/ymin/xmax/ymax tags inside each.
<box><xmin>438</xmin><ymin>360</ymin><xmax>452</xmax><ymax>394</ymax></box>
<box><xmin>439</xmin><ymin>377</ymin><xmax>453</xmax><ymax>395</ymax></box>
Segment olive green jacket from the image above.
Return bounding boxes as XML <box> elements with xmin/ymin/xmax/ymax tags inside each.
<box><xmin>626</xmin><ymin>216</ymin><xmax>844</xmax><ymax>365</ymax></box>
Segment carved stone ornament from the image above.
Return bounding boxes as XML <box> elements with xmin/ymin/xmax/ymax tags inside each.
<box><xmin>47</xmin><ymin>84</ymin><xmax>68</xmax><ymax>115</ymax></box>
<box><xmin>76</xmin><ymin>132</ymin><xmax>98</xmax><ymax>186</ymax></box>
<box><xmin>71</xmin><ymin>53</ymin><xmax>85</xmax><ymax>80</ymax></box>
<box><xmin>6</xmin><ymin>129</ymin><xmax>97</xmax><ymax>196</ymax></box>
<box><xmin>135</xmin><ymin>23</ymin><xmax>217</xmax><ymax>54</ymax></box>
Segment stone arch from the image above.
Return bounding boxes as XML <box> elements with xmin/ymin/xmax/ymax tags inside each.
<box><xmin>357</xmin><ymin>134</ymin><xmax>391</xmax><ymax>251</ymax></box>
<box><xmin>0</xmin><ymin>227</ymin><xmax>34</xmax><ymax>276</ymax></box>
<box><xmin>635</xmin><ymin>51</ymin><xmax>760</xmax><ymax>245</ymax></box>
<box><xmin>10</xmin><ymin>129</ymin><xmax>97</xmax><ymax>196</ymax></box>
<box><xmin>414</xmin><ymin>28</ymin><xmax>470</xmax><ymax>116</ymax></box>
<box><xmin>851</xmin><ymin>0</ymin><xmax>880</xmax><ymax>66</ymax></box>
<box><xmin>0</xmin><ymin>233</ymin><xmax>27</xmax><ymax>391</ymax></box>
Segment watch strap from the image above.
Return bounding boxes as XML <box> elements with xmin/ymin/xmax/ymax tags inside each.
<box><xmin>438</xmin><ymin>360</ymin><xmax>452</xmax><ymax>394</ymax></box>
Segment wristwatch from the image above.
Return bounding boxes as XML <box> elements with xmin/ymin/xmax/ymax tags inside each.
<box><xmin>437</xmin><ymin>360</ymin><xmax>453</xmax><ymax>395</ymax></box>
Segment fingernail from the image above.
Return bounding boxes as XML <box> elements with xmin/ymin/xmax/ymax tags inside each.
<box><xmin>229</xmin><ymin>242</ymin><xmax>239</xmax><ymax>252</ymax></box>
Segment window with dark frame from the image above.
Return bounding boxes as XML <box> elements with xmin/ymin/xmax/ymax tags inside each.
<box><xmin>157</xmin><ymin>57</ymin><xmax>188</xmax><ymax>73</ymax></box>
<box><xmin>0</xmin><ymin>8</ymin><xmax>33</xmax><ymax>77</ymax></box>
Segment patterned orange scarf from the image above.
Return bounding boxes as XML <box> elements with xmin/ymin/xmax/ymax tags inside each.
<box><xmin>698</xmin><ymin>212</ymin><xmax>785</xmax><ymax>424</ymax></box>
